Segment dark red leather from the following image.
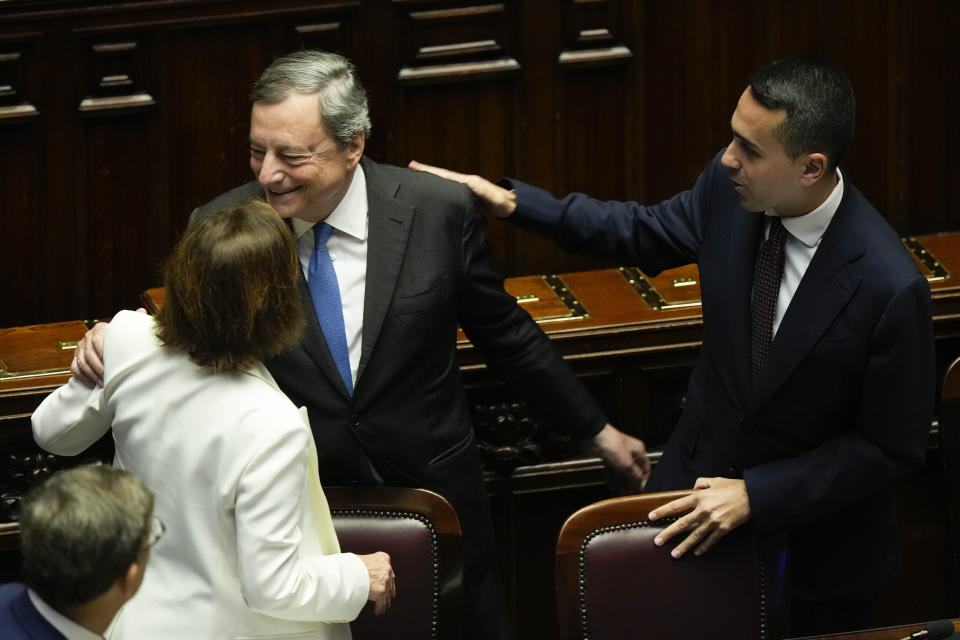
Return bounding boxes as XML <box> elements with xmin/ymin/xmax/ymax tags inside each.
<box><xmin>326</xmin><ymin>486</ymin><xmax>463</xmax><ymax>640</ymax></box>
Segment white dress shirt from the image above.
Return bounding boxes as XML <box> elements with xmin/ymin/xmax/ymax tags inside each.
<box><xmin>32</xmin><ymin>311</ymin><xmax>369</xmax><ymax>640</ymax></box>
<box><xmin>27</xmin><ymin>589</ymin><xmax>103</xmax><ymax>640</ymax></box>
<box><xmin>766</xmin><ymin>169</ymin><xmax>844</xmax><ymax>335</ymax></box>
<box><xmin>292</xmin><ymin>164</ymin><xmax>368</xmax><ymax>387</ymax></box>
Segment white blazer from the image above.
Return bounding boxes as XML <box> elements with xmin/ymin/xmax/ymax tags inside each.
<box><xmin>32</xmin><ymin>311</ymin><xmax>369</xmax><ymax>640</ymax></box>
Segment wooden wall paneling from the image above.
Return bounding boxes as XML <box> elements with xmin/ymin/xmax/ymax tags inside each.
<box><xmin>0</xmin><ymin>45</ymin><xmax>38</xmax><ymax>120</ymax></box>
<box><xmin>160</xmin><ymin>21</ymin><xmax>275</xmax><ymax>235</ymax></box>
<box><xmin>774</xmin><ymin>0</ymin><xmax>905</xmax><ymax>233</ymax></box>
<box><xmin>392</xmin><ymin>1</ymin><xmax>523</xmax><ymax>275</ymax></box>
<box><xmin>638</xmin><ymin>1</ymin><xmax>764</xmax><ymax>204</ymax></box>
<box><xmin>73</xmin><ymin>29</ymin><xmax>162</xmax><ymax>321</ymax></box>
<box><xmin>78</xmin><ymin>39</ymin><xmax>155</xmax><ymax>114</ymax></box>
<box><xmin>495</xmin><ymin>0</ymin><xmax>566</xmax><ymax>278</ymax></box>
<box><xmin>898</xmin><ymin>0</ymin><xmax>951</xmax><ymax>235</ymax></box>
<box><xmin>35</xmin><ymin>35</ymin><xmax>84</xmax><ymax>325</ymax></box>
<box><xmin>552</xmin><ymin>0</ymin><xmax>629</xmax><ymax>275</ymax></box>
<box><xmin>0</xmin><ymin>38</ymin><xmax>40</xmax><ymax>328</ymax></box>
<box><xmin>395</xmin><ymin>2</ymin><xmax>519</xmax><ymax>85</ymax></box>
<box><xmin>949</xmin><ymin>1</ymin><xmax>960</xmax><ymax>235</ymax></box>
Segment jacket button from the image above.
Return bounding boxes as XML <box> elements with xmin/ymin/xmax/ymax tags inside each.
<box><xmin>350</xmin><ymin>415</ymin><xmax>360</xmax><ymax>429</ymax></box>
<box><xmin>726</xmin><ymin>466</ymin><xmax>739</xmax><ymax>477</ymax></box>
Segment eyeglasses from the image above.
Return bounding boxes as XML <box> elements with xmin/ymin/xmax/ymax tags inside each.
<box><xmin>144</xmin><ymin>515</ymin><xmax>166</xmax><ymax>550</ymax></box>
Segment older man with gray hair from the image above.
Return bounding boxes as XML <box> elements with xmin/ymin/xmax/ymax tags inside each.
<box><xmin>0</xmin><ymin>465</ymin><xmax>157</xmax><ymax>639</ymax></box>
<box><xmin>71</xmin><ymin>49</ymin><xmax>650</xmax><ymax>639</ymax></box>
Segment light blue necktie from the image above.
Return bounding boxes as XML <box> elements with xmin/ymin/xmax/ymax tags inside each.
<box><xmin>308</xmin><ymin>222</ymin><xmax>353</xmax><ymax>395</ymax></box>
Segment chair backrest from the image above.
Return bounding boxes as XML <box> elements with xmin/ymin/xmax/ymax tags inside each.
<box><xmin>940</xmin><ymin>356</ymin><xmax>960</xmax><ymax>613</ymax></box>
<box><xmin>326</xmin><ymin>486</ymin><xmax>463</xmax><ymax>640</ymax></box>
<box><xmin>556</xmin><ymin>490</ymin><xmax>789</xmax><ymax>640</ymax></box>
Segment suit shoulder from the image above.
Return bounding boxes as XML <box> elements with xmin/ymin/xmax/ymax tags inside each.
<box><xmin>370</xmin><ymin>160</ymin><xmax>471</xmax><ymax>203</ymax></box>
<box><xmin>846</xmin><ymin>187</ymin><xmax>924</xmax><ymax>289</ymax></box>
<box><xmin>190</xmin><ymin>182</ymin><xmax>264</xmax><ymax>224</ymax></box>
<box><xmin>0</xmin><ymin>581</ymin><xmax>25</xmax><ymax>603</ymax></box>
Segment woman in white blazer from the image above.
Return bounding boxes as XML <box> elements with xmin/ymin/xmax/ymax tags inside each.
<box><xmin>32</xmin><ymin>201</ymin><xmax>394</xmax><ymax>640</ymax></box>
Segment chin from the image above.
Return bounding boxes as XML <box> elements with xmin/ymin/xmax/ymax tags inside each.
<box><xmin>265</xmin><ymin>199</ymin><xmax>299</xmax><ymax>219</ymax></box>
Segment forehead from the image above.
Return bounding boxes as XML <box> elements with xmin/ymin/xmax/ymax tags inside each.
<box><xmin>730</xmin><ymin>87</ymin><xmax>787</xmax><ymax>152</ymax></box>
<box><xmin>250</xmin><ymin>93</ymin><xmax>330</xmax><ymax>149</ymax></box>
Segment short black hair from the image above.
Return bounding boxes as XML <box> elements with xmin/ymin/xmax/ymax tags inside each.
<box><xmin>749</xmin><ymin>57</ymin><xmax>855</xmax><ymax>172</ymax></box>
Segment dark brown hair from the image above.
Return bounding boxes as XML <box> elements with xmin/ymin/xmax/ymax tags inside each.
<box><xmin>156</xmin><ymin>200</ymin><xmax>304</xmax><ymax>372</ymax></box>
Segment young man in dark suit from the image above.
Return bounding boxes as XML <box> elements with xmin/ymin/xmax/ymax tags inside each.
<box><xmin>0</xmin><ymin>465</ymin><xmax>157</xmax><ymax>639</ymax></box>
<box><xmin>411</xmin><ymin>57</ymin><xmax>935</xmax><ymax>636</ymax></box>
<box><xmin>71</xmin><ymin>50</ymin><xmax>650</xmax><ymax>640</ymax></box>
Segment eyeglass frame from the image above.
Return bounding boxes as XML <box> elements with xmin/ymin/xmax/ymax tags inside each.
<box><xmin>142</xmin><ymin>515</ymin><xmax>166</xmax><ymax>551</ymax></box>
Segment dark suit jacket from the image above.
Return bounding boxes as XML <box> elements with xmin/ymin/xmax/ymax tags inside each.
<box><xmin>191</xmin><ymin>157</ymin><xmax>606</xmax><ymax>585</ymax></box>
<box><xmin>0</xmin><ymin>584</ymin><xmax>67</xmax><ymax>640</ymax></box>
<box><xmin>504</xmin><ymin>150</ymin><xmax>935</xmax><ymax>601</ymax></box>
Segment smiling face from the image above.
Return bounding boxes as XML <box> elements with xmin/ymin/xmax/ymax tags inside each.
<box><xmin>720</xmin><ymin>88</ymin><xmax>809</xmax><ymax>217</ymax></box>
<box><xmin>249</xmin><ymin>92</ymin><xmax>364</xmax><ymax>223</ymax></box>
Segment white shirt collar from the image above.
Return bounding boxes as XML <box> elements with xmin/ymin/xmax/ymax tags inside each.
<box><xmin>767</xmin><ymin>168</ymin><xmax>844</xmax><ymax>247</ymax></box>
<box><xmin>291</xmin><ymin>162</ymin><xmax>368</xmax><ymax>241</ymax></box>
<box><xmin>27</xmin><ymin>588</ymin><xmax>104</xmax><ymax>640</ymax></box>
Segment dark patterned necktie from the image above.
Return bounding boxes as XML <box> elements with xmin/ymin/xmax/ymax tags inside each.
<box><xmin>750</xmin><ymin>217</ymin><xmax>787</xmax><ymax>384</ymax></box>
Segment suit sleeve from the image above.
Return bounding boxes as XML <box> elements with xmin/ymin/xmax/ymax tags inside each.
<box><xmin>744</xmin><ymin>274</ymin><xmax>935</xmax><ymax>532</ymax></box>
<box><xmin>235</xmin><ymin>415</ymin><xmax>369</xmax><ymax>621</ymax></box>
<box><xmin>32</xmin><ymin>320</ymin><xmax>119</xmax><ymax>455</ymax></box>
<box><xmin>501</xmin><ymin>152</ymin><xmax>725</xmax><ymax>274</ymax></box>
<box><xmin>454</xmin><ymin>186</ymin><xmax>606</xmax><ymax>440</ymax></box>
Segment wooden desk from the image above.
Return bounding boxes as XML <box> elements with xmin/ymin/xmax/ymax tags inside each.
<box><xmin>794</xmin><ymin>619</ymin><xmax>959</xmax><ymax>640</ymax></box>
<box><xmin>4</xmin><ymin>232</ymin><xmax>960</xmax><ymax>637</ymax></box>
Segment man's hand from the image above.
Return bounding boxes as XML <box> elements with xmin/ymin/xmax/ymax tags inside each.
<box><xmin>358</xmin><ymin>551</ymin><xmax>396</xmax><ymax>615</ymax></box>
<box><xmin>71</xmin><ymin>322</ymin><xmax>110</xmax><ymax>388</ymax></box>
<box><xmin>590</xmin><ymin>423</ymin><xmax>651</xmax><ymax>494</ymax></box>
<box><xmin>70</xmin><ymin>308</ymin><xmax>149</xmax><ymax>388</ymax></box>
<box><xmin>407</xmin><ymin>161</ymin><xmax>517</xmax><ymax>219</ymax></box>
<box><xmin>648</xmin><ymin>477</ymin><xmax>751</xmax><ymax>558</ymax></box>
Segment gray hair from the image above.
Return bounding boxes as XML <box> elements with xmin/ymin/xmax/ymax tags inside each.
<box><xmin>252</xmin><ymin>50</ymin><xmax>372</xmax><ymax>148</ymax></box>
<box><xmin>20</xmin><ymin>465</ymin><xmax>154</xmax><ymax>607</ymax></box>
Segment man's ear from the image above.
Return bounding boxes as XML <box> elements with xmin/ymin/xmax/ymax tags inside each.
<box><xmin>345</xmin><ymin>132</ymin><xmax>365</xmax><ymax>170</ymax></box>
<box><xmin>118</xmin><ymin>557</ymin><xmax>147</xmax><ymax>601</ymax></box>
<box><xmin>799</xmin><ymin>152</ymin><xmax>828</xmax><ymax>186</ymax></box>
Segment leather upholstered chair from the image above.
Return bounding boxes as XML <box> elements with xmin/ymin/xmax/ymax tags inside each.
<box><xmin>556</xmin><ymin>490</ymin><xmax>789</xmax><ymax>640</ymax></box>
<box><xmin>326</xmin><ymin>486</ymin><xmax>463</xmax><ymax>640</ymax></box>
<box><xmin>940</xmin><ymin>356</ymin><xmax>960</xmax><ymax>612</ymax></box>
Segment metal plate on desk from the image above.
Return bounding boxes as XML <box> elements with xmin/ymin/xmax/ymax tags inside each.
<box><xmin>619</xmin><ymin>264</ymin><xmax>702</xmax><ymax>310</ymax></box>
<box><xmin>905</xmin><ymin>234</ymin><xmax>956</xmax><ymax>289</ymax></box>
<box><xmin>504</xmin><ymin>274</ymin><xmax>588</xmax><ymax>323</ymax></box>
<box><xmin>0</xmin><ymin>321</ymin><xmax>89</xmax><ymax>383</ymax></box>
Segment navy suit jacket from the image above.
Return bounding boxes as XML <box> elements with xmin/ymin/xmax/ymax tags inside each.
<box><xmin>0</xmin><ymin>583</ymin><xmax>67</xmax><ymax>640</ymax></box>
<box><xmin>505</xmin><ymin>150</ymin><xmax>935</xmax><ymax>600</ymax></box>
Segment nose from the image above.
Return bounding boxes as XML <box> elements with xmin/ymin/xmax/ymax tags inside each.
<box><xmin>255</xmin><ymin>151</ymin><xmax>283</xmax><ymax>185</ymax></box>
<box><xmin>720</xmin><ymin>142</ymin><xmax>739</xmax><ymax>170</ymax></box>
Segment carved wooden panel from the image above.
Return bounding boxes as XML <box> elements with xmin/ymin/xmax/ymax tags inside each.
<box><xmin>559</xmin><ymin>0</ymin><xmax>632</xmax><ymax>69</ymax></box>
<box><xmin>0</xmin><ymin>45</ymin><xmax>38</xmax><ymax>121</ymax></box>
<box><xmin>77</xmin><ymin>38</ymin><xmax>155</xmax><ymax>115</ymax></box>
<box><xmin>395</xmin><ymin>2</ymin><xmax>519</xmax><ymax>84</ymax></box>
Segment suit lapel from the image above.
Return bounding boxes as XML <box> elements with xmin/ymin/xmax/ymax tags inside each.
<box><xmin>357</xmin><ymin>158</ymin><xmax>415</xmax><ymax>384</ymax></box>
<box><xmin>746</xmin><ymin>197</ymin><xmax>864</xmax><ymax>414</ymax></box>
<box><xmin>726</xmin><ymin>210</ymin><xmax>765</xmax><ymax>393</ymax></box>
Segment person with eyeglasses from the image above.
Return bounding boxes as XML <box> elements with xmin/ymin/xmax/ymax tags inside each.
<box><xmin>0</xmin><ymin>465</ymin><xmax>156</xmax><ymax>640</ymax></box>
<box><xmin>32</xmin><ymin>201</ymin><xmax>394</xmax><ymax>639</ymax></box>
